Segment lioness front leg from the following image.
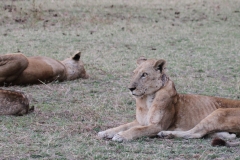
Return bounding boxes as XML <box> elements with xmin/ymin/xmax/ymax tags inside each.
<box><xmin>98</xmin><ymin>120</ymin><xmax>140</xmax><ymax>139</ymax></box>
<box><xmin>158</xmin><ymin>108</ymin><xmax>240</xmax><ymax>139</ymax></box>
<box><xmin>112</xmin><ymin>124</ymin><xmax>161</xmax><ymax>142</ymax></box>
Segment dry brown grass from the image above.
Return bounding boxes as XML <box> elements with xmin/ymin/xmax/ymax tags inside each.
<box><xmin>0</xmin><ymin>0</ymin><xmax>240</xmax><ymax>159</ymax></box>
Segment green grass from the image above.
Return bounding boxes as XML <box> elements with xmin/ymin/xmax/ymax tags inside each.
<box><xmin>0</xmin><ymin>0</ymin><xmax>240</xmax><ymax>159</ymax></box>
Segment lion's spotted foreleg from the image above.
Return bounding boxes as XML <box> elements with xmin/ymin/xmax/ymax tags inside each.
<box><xmin>158</xmin><ymin>108</ymin><xmax>240</xmax><ymax>139</ymax></box>
<box><xmin>112</xmin><ymin>124</ymin><xmax>162</xmax><ymax>142</ymax></box>
<box><xmin>98</xmin><ymin>120</ymin><xmax>140</xmax><ymax>139</ymax></box>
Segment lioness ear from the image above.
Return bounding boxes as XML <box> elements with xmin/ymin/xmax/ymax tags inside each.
<box><xmin>137</xmin><ymin>56</ymin><xmax>147</xmax><ymax>65</ymax></box>
<box><xmin>72</xmin><ymin>51</ymin><xmax>81</xmax><ymax>61</ymax></box>
<box><xmin>154</xmin><ymin>59</ymin><xmax>166</xmax><ymax>73</ymax></box>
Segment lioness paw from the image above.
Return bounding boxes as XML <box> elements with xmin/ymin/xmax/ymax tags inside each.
<box><xmin>97</xmin><ymin>131</ymin><xmax>114</xmax><ymax>139</ymax></box>
<box><xmin>158</xmin><ymin>131</ymin><xmax>173</xmax><ymax>138</ymax></box>
<box><xmin>158</xmin><ymin>131</ymin><xmax>166</xmax><ymax>138</ymax></box>
<box><xmin>97</xmin><ymin>131</ymin><xmax>106</xmax><ymax>138</ymax></box>
<box><xmin>112</xmin><ymin>133</ymin><xmax>126</xmax><ymax>142</ymax></box>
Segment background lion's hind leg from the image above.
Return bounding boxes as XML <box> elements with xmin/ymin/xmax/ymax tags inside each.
<box><xmin>0</xmin><ymin>53</ymin><xmax>28</xmax><ymax>85</ymax></box>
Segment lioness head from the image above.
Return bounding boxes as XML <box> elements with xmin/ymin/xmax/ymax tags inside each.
<box><xmin>61</xmin><ymin>51</ymin><xmax>89</xmax><ymax>80</ymax></box>
<box><xmin>128</xmin><ymin>57</ymin><xmax>167</xmax><ymax>97</ymax></box>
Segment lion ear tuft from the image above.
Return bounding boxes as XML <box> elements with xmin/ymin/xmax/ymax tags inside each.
<box><xmin>137</xmin><ymin>56</ymin><xmax>147</xmax><ymax>65</ymax></box>
<box><xmin>154</xmin><ymin>59</ymin><xmax>166</xmax><ymax>73</ymax></box>
<box><xmin>72</xmin><ymin>51</ymin><xmax>81</xmax><ymax>61</ymax></box>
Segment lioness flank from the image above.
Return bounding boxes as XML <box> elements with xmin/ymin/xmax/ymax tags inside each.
<box><xmin>0</xmin><ymin>88</ymin><xmax>33</xmax><ymax>115</ymax></box>
<box><xmin>98</xmin><ymin>57</ymin><xmax>240</xmax><ymax>143</ymax></box>
<box><xmin>0</xmin><ymin>51</ymin><xmax>89</xmax><ymax>86</ymax></box>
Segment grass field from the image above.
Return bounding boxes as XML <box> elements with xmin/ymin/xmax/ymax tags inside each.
<box><xmin>0</xmin><ymin>0</ymin><xmax>240</xmax><ymax>159</ymax></box>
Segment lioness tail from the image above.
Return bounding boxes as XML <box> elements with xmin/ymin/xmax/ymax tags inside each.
<box><xmin>211</xmin><ymin>138</ymin><xmax>240</xmax><ymax>147</ymax></box>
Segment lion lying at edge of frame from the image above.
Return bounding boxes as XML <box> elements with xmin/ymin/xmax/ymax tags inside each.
<box><xmin>98</xmin><ymin>56</ymin><xmax>240</xmax><ymax>146</ymax></box>
<box><xmin>0</xmin><ymin>51</ymin><xmax>89</xmax><ymax>86</ymax></box>
<box><xmin>0</xmin><ymin>88</ymin><xmax>34</xmax><ymax>115</ymax></box>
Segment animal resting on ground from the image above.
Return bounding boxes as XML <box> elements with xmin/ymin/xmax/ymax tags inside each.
<box><xmin>98</xmin><ymin>56</ymin><xmax>240</xmax><ymax>147</ymax></box>
<box><xmin>0</xmin><ymin>51</ymin><xmax>89</xmax><ymax>86</ymax></box>
<box><xmin>0</xmin><ymin>88</ymin><xmax>33</xmax><ymax>116</ymax></box>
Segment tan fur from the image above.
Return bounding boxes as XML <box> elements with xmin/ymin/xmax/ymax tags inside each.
<box><xmin>0</xmin><ymin>88</ymin><xmax>33</xmax><ymax>115</ymax></box>
<box><xmin>98</xmin><ymin>57</ymin><xmax>240</xmax><ymax>142</ymax></box>
<box><xmin>0</xmin><ymin>51</ymin><xmax>89</xmax><ymax>86</ymax></box>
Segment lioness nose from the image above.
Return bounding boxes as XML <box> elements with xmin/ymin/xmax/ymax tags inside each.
<box><xmin>128</xmin><ymin>87</ymin><xmax>136</xmax><ymax>92</ymax></box>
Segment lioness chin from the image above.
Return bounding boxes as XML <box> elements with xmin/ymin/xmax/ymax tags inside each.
<box><xmin>0</xmin><ymin>51</ymin><xmax>89</xmax><ymax>86</ymax></box>
<box><xmin>98</xmin><ymin>57</ymin><xmax>240</xmax><ymax>145</ymax></box>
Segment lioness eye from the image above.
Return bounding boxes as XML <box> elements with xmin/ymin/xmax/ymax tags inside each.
<box><xmin>141</xmin><ymin>73</ymin><xmax>148</xmax><ymax>78</ymax></box>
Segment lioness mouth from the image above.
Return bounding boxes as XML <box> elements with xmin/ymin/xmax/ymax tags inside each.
<box><xmin>132</xmin><ymin>93</ymin><xmax>144</xmax><ymax>97</ymax></box>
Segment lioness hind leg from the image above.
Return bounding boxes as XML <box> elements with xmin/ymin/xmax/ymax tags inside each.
<box><xmin>98</xmin><ymin>120</ymin><xmax>140</xmax><ymax>139</ymax></box>
<box><xmin>209</xmin><ymin>132</ymin><xmax>236</xmax><ymax>140</ymax></box>
<box><xmin>0</xmin><ymin>53</ymin><xmax>28</xmax><ymax>85</ymax></box>
<box><xmin>158</xmin><ymin>108</ymin><xmax>240</xmax><ymax>139</ymax></box>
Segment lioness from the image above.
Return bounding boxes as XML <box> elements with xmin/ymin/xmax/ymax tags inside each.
<box><xmin>0</xmin><ymin>51</ymin><xmax>89</xmax><ymax>86</ymax></box>
<box><xmin>0</xmin><ymin>88</ymin><xmax>33</xmax><ymax>115</ymax></box>
<box><xmin>98</xmin><ymin>57</ymin><xmax>240</xmax><ymax>142</ymax></box>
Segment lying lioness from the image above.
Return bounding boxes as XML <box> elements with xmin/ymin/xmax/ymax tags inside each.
<box><xmin>98</xmin><ymin>57</ymin><xmax>240</xmax><ymax>143</ymax></box>
<box><xmin>0</xmin><ymin>88</ymin><xmax>33</xmax><ymax>115</ymax></box>
<box><xmin>0</xmin><ymin>51</ymin><xmax>89</xmax><ymax>86</ymax></box>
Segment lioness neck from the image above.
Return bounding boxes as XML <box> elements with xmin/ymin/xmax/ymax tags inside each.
<box><xmin>135</xmin><ymin>79</ymin><xmax>178</xmax><ymax>110</ymax></box>
<box><xmin>146</xmin><ymin>94</ymin><xmax>155</xmax><ymax>109</ymax></box>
